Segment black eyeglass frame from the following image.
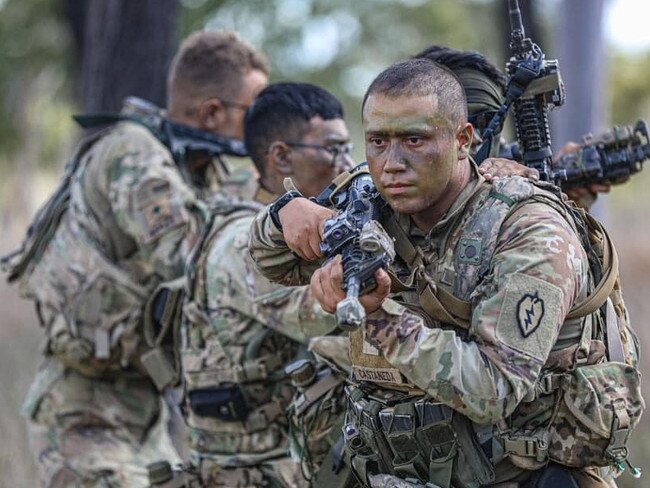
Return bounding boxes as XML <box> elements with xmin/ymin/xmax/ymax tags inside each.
<box><xmin>199</xmin><ymin>96</ymin><xmax>251</xmax><ymax>112</ymax></box>
<box><xmin>284</xmin><ymin>141</ymin><xmax>354</xmax><ymax>167</ymax></box>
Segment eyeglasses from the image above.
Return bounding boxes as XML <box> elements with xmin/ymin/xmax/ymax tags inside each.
<box><xmin>285</xmin><ymin>141</ymin><xmax>354</xmax><ymax>167</ymax></box>
<box><xmin>202</xmin><ymin>97</ymin><xmax>251</xmax><ymax>112</ymax></box>
<box><xmin>219</xmin><ymin>98</ymin><xmax>251</xmax><ymax>111</ymax></box>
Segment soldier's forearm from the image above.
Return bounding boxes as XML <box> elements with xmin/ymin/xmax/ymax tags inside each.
<box><xmin>365</xmin><ymin>301</ymin><xmax>534</xmax><ymax>424</ymax></box>
<box><xmin>248</xmin><ymin>206</ymin><xmax>317</xmax><ymax>286</ymax></box>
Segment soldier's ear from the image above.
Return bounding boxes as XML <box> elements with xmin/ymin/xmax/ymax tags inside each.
<box><xmin>268</xmin><ymin>141</ymin><xmax>293</xmax><ymax>175</ymax></box>
<box><xmin>457</xmin><ymin>123</ymin><xmax>473</xmax><ymax>159</ymax></box>
<box><xmin>197</xmin><ymin>99</ymin><xmax>227</xmax><ymax>132</ymax></box>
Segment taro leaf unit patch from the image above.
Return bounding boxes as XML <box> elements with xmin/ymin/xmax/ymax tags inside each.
<box><xmin>516</xmin><ymin>292</ymin><xmax>545</xmax><ymax>337</ymax></box>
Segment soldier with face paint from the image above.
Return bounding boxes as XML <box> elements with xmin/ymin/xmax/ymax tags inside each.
<box><xmin>250</xmin><ymin>59</ymin><xmax>639</xmax><ymax>488</ymax></box>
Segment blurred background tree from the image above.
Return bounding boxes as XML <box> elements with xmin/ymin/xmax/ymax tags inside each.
<box><xmin>2</xmin><ymin>0</ymin><xmax>650</xmax><ymax>177</ymax></box>
<box><xmin>65</xmin><ymin>0</ymin><xmax>179</xmax><ymax>113</ymax></box>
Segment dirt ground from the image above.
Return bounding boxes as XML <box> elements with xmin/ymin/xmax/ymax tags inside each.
<box><xmin>0</xmin><ymin>176</ymin><xmax>649</xmax><ymax>487</ymax></box>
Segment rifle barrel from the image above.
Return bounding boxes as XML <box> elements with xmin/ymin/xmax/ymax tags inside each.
<box><xmin>509</xmin><ymin>0</ymin><xmax>525</xmax><ymax>36</ymax></box>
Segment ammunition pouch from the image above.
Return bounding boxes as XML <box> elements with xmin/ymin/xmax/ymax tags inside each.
<box><xmin>148</xmin><ymin>461</ymin><xmax>203</xmax><ymax>488</ymax></box>
<box><xmin>188</xmin><ymin>385</ymin><xmax>250</xmax><ymax>422</ymax></box>
<box><xmin>142</xmin><ymin>278</ymin><xmax>186</xmax><ymax>390</ymax></box>
<box><xmin>500</xmin><ymin>361</ymin><xmax>644</xmax><ymax>469</ymax></box>
<box><xmin>345</xmin><ymin>385</ymin><xmax>494</xmax><ymax>488</ymax></box>
<box><xmin>285</xmin><ymin>361</ymin><xmax>346</xmax><ymax>481</ymax></box>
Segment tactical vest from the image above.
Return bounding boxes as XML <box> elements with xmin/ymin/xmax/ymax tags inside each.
<box><xmin>179</xmin><ymin>200</ymin><xmax>302</xmax><ymax>463</ymax></box>
<box><xmin>345</xmin><ymin>175</ymin><xmax>643</xmax><ymax>486</ymax></box>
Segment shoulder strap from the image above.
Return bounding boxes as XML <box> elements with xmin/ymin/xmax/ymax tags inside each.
<box><xmin>565</xmin><ymin>213</ymin><xmax>618</xmax><ymax>319</ymax></box>
<box><xmin>1</xmin><ymin>129</ymin><xmax>109</xmax><ymax>282</ymax></box>
<box><xmin>381</xmin><ymin>181</ymin><xmax>617</xmax><ymax>331</ymax></box>
<box><xmin>380</xmin><ymin>214</ymin><xmax>472</xmax><ymax>329</ymax></box>
<box><xmin>186</xmin><ymin>201</ymin><xmax>261</xmax><ymax>302</ymax></box>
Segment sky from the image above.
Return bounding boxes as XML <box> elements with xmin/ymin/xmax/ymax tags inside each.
<box><xmin>605</xmin><ymin>0</ymin><xmax>650</xmax><ymax>52</ymax></box>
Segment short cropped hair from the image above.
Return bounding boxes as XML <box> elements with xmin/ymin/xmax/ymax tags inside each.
<box><xmin>244</xmin><ymin>82</ymin><xmax>344</xmax><ymax>175</ymax></box>
<box><xmin>363</xmin><ymin>58</ymin><xmax>467</xmax><ymax>128</ymax></box>
<box><xmin>167</xmin><ymin>30</ymin><xmax>269</xmax><ymax>107</ymax></box>
<box><xmin>413</xmin><ymin>45</ymin><xmax>506</xmax><ymax>91</ymax></box>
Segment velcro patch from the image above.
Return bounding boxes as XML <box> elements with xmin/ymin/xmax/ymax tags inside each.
<box><xmin>349</xmin><ymin>329</ymin><xmax>393</xmax><ymax>369</ymax></box>
<box><xmin>458</xmin><ymin>237</ymin><xmax>483</xmax><ymax>265</ymax></box>
<box><xmin>135</xmin><ymin>179</ymin><xmax>185</xmax><ymax>243</ymax></box>
<box><xmin>352</xmin><ymin>365</ymin><xmax>403</xmax><ymax>385</ymax></box>
<box><xmin>495</xmin><ymin>273</ymin><xmax>562</xmax><ymax>362</ymax></box>
<box><xmin>362</xmin><ymin>329</ymin><xmax>380</xmax><ymax>356</ymax></box>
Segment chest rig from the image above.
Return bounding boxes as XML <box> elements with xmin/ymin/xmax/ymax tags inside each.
<box><xmin>179</xmin><ymin>199</ymin><xmax>300</xmax><ymax>460</ymax></box>
<box><xmin>344</xmin><ymin>175</ymin><xmax>641</xmax><ymax>487</ymax></box>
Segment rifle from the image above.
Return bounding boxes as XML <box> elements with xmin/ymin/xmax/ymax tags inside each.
<box><xmin>74</xmin><ymin>96</ymin><xmax>248</xmax><ymax>165</ymax></box>
<box><xmin>315</xmin><ymin>166</ymin><xmax>395</xmax><ymax>331</ymax></box>
<box><xmin>476</xmin><ymin>0</ymin><xmax>565</xmax><ymax>182</ymax></box>
<box><xmin>554</xmin><ymin>120</ymin><xmax>649</xmax><ymax>190</ymax></box>
<box><xmin>478</xmin><ymin>2</ymin><xmax>648</xmax><ymax>189</ymax></box>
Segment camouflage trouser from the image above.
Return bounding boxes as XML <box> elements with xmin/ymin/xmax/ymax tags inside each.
<box><xmin>23</xmin><ymin>360</ymin><xmax>181</xmax><ymax>487</ymax></box>
<box><xmin>196</xmin><ymin>455</ymin><xmax>310</xmax><ymax>488</ymax></box>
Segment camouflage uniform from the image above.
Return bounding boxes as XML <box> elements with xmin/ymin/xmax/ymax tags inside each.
<box><xmin>14</xmin><ymin>121</ymin><xmax>254</xmax><ymax>487</ymax></box>
<box><xmin>181</xmin><ymin>187</ymin><xmax>341</xmax><ymax>487</ymax></box>
<box><xmin>249</xmin><ymin>162</ymin><xmax>640</xmax><ymax>487</ymax></box>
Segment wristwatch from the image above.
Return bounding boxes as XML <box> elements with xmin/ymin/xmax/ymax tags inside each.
<box><xmin>269</xmin><ymin>190</ymin><xmax>303</xmax><ymax>231</ymax></box>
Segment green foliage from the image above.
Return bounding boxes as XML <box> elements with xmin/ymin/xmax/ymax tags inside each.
<box><xmin>178</xmin><ymin>0</ymin><xmax>502</xmax><ymax>158</ymax></box>
<box><xmin>0</xmin><ymin>0</ymin><xmax>72</xmax><ymax>161</ymax></box>
<box><xmin>608</xmin><ymin>50</ymin><xmax>650</xmax><ymax>126</ymax></box>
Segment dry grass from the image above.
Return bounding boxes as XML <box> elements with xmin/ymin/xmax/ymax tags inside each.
<box><xmin>0</xmin><ymin>278</ymin><xmax>41</xmax><ymax>486</ymax></box>
<box><xmin>0</xmin><ymin>185</ymin><xmax>648</xmax><ymax>487</ymax></box>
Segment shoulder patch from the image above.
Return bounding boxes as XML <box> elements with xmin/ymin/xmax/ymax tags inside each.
<box><xmin>496</xmin><ymin>273</ymin><xmax>562</xmax><ymax>361</ymax></box>
<box><xmin>134</xmin><ymin>178</ymin><xmax>185</xmax><ymax>243</ymax></box>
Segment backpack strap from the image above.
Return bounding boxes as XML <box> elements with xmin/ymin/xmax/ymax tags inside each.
<box><xmin>141</xmin><ymin>202</ymin><xmax>261</xmax><ymax>391</ymax></box>
<box><xmin>565</xmin><ymin>213</ymin><xmax>618</xmax><ymax>320</ymax></box>
<box><xmin>381</xmin><ymin>179</ymin><xmax>618</xmax><ymax>334</ymax></box>
<box><xmin>1</xmin><ymin>129</ymin><xmax>109</xmax><ymax>282</ymax></box>
<box><xmin>380</xmin><ymin>213</ymin><xmax>472</xmax><ymax>330</ymax></box>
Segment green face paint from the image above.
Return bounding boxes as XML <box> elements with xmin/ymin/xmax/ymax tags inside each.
<box><xmin>363</xmin><ymin>93</ymin><xmax>470</xmax><ymax>230</ymax></box>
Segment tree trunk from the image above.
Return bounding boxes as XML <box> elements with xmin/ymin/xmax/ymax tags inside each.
<box><xmin>550</xmin><ymin>0</ymin><xmax>607</xmax><ymax>219</ymax></box>
<box><xmin>550</xmin><ymin>0</ymin><xmax>607</xmax><ymax>146</ymax></box>
<box><xmin>78</xmin><ymin>0</ymin><xmax>180</xmax><ymax>113</ymax></box>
